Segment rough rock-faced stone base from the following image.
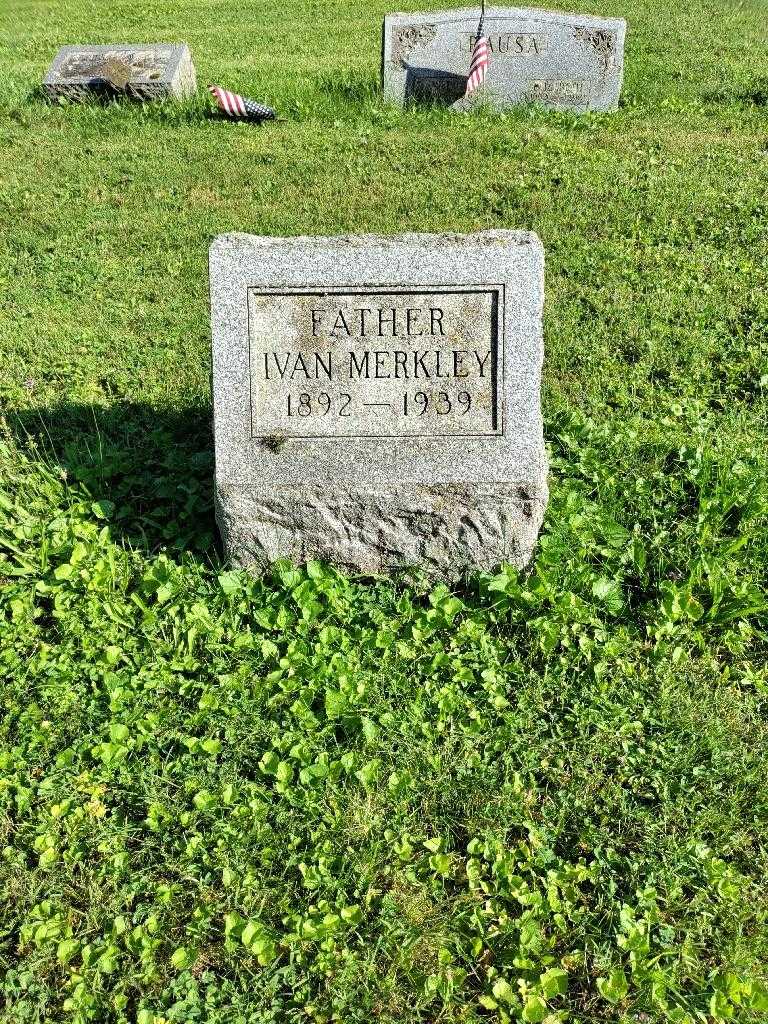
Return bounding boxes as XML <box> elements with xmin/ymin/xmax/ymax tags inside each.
<box><xmin>216</xmin><ymin>481</ymin><xmax>548</xmax><ymax>579</ymax></box>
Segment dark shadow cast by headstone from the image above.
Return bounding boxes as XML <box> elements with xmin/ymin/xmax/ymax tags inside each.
<box><xmin>404</xmin><ymin>67</ymin><xmax>467</xmax><ymax>106</ymax></box>
<box><xmin>34</xmin><ymin>84</ymin><xmax>210</xmax><ymax>128</ymax></box>
<box><xmin>6</xmin><ymin>401</ymin><xmax>219</xmax><ymax>558</ymax></box>
<box><xmin>703</xmin><ymin>78</ymin><xmax>768</xmax><ymax>107</ymax></box>
<box><xmin>37</xmin><ymin>82</ymin><xmax>134</xmax><ymax>106</ymax></box>
<box><xmin>204</xmin><ymin>109</ymin><xmax>276</xmax><ymax>124</ymax></box>
<box><xmin>744</xmin><ymin>80</ymin><xmax>768</xmax><ymax>106</ymax></box>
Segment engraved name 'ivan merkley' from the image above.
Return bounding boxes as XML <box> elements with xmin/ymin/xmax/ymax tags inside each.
<box><xmin>259</xmin><ymin>305</ymin><xmax>492</xmax><ymax>382</ymax></box>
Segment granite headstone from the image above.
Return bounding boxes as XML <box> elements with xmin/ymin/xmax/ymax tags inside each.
<box><xmin>382</xmin><ymin>6</ymin><xmax>626</xmax><ymax>112</ymax></box>
<box><xmin>43</xmin><ymin>43</ymin><xmax>196</xmax><ymax>101</ymax></box>
<box><xmin>210</xmin><ymin>231</ymin><xmax>548</xmax><ymax>580</ymax></box>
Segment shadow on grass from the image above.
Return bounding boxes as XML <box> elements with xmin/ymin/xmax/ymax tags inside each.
<box><xmin>7</xmin><ymin>402</ymin><xmax>218</xmax><ymax>558</ymax></box>
<box><xmin>4</xmin><ymin>400</ymin><xmax>529</xmax><ymax>602</ymax></box>
<box><xmin>25</xmin><ymin>85</ymin><xmax>215</xmax><ymax>126</ymax></box>
<box><xmin>704</xmin><ymin>78</ymin><xmax>768</xmax><ymax>107</ymax></box>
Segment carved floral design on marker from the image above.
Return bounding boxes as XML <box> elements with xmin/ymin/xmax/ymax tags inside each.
<box><xmin>573</xmin><ymin>27</ymin><xmax>616</xmax><ymax>75</ymax></box>
<box><xmin>391</xmin><ymin>24</ymin><xmax>437</xmax><ymax>67</ymax></box>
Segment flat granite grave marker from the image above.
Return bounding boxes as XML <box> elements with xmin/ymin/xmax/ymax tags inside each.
<box><xmin>210</xmin><ymin>231</ymin><xmax>548</xmax><ymax>579</ymax></box>
<box><xmin>382</xmin><ymin>6</ymin><xmax>626</xmax><ymax>112</ymax></box>
<box><xmin>43</xmin><ymin>43</ymin><xmax>196</xmax><ymax>102</ymax></box>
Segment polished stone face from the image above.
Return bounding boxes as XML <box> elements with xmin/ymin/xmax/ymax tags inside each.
<box><xmin>246</xmin><ymin>287</ymin><xmax>502</xmax><ymax>439</ymax></box>
<box><xmin>42</xmin><ymin>43</ymin><xmax>197</xmax><ymax>101</ymax></box>
<box><xmin>382</xmin><ymin>6</ymin><xmax>626</xmax><ymax>113</ymax></box>
<box><xmin>209</xmin><ymin>231</ymin><xmax>549</xmax><ymax>580</ymax></box>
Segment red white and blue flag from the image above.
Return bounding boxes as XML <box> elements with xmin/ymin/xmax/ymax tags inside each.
<box><xmin>465</xmin><ymin>15</ymin><xmax>489</xmax><ymax>96</ymax></box>
<box><xmin>208</xmin><ymin>84</ymin><xmax>275</xmax><ymax>121</ymax></box>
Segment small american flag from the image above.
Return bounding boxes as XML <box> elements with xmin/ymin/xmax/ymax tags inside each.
<box><xmin>208</xmin><ymin>84</ymin><xmax>275</xmax><ymax>121</ymax></box>
<box><xmin>465</xmin><ymin>16</ymin><xmax>490</xmax><ymax>97</ymax></box>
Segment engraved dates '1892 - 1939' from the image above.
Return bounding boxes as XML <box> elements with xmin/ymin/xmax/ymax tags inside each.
<box><xmin>247</xmin><ymin>287</ymin><xmax>503</xmax><ymax>438</ymax></box>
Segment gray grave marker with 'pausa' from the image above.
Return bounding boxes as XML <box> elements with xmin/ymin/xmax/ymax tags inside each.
<box><xmin>210</xmin><ymin>231</ymin><xmax>548</xmax><ymax>580</ymax></box>
<box><xmin>382</xmin><ymin>6</ymin><xmax>626</xmax><ymax>112</ymax></box>
<box><xmin>43</xmin><ymin>43</ymin><xmax>196</xmax><ymax>101</ymax></box>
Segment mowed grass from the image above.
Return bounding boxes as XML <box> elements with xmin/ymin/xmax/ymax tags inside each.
<box><xmin>1</xmin><ymin>1</ymin><xmax>768</xmax><ymax>1022</ymax></box>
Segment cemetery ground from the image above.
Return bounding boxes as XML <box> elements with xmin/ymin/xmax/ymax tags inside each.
<box><xmin>1</xmin><ymin>0</ymin><xmax>767</xmax><ymax>1021</ymax></box>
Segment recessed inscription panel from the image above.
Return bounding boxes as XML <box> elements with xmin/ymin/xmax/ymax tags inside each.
<box><xmin>247</xmin><ymin>287</ymin><xmax>502</xmax><ymax>438</ymax></box>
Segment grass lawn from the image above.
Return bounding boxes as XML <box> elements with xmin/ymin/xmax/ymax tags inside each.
<box><xmin>1</xmin><ymin>1</ymin><xmax>768</xmax><ymax>1021</ymax></box>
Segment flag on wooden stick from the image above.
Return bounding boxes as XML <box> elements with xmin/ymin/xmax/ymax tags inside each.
<box><xmin>208</xmin><ymin>84</ymin><xmax>275</xmax><ymax>121</ymax></box>
<box><xmin>464</xmin><ymin>5</ymin><xmax>489</xmax><ymax>97</ymax></box>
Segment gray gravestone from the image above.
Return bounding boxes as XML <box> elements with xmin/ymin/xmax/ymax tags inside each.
<box><xmin>209</xmin><ymin>231</ymin><xmax>548</xmax><ymax>580</ymax></box>
<box><xmin>43</xmin><ymin>43</ymin><xmax>196</xmax><ymax>101</ymax></box>
<box><xmin>382</xmin><ymin>6</ymin><xmax>626</xmax><ymax>112</ymax></box>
